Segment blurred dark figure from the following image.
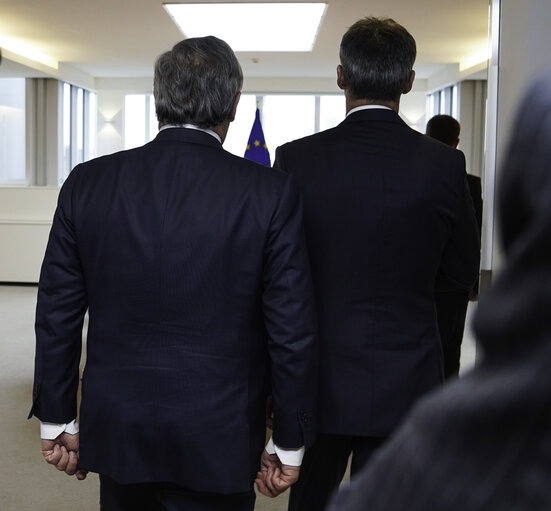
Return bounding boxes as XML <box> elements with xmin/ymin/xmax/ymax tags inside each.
<box><xmin>426</xmin><ymin>114</ymin><xmax>483</xmax><ymax>378</ymax></box>
<box><xmin>328</xmin><ymin>72</ymin><xmax>551</xmax><ymax>511</ymax></box>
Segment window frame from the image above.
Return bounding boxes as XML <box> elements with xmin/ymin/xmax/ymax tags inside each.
<box><xmin>60</xmin><ymin>82</ymin><xmax>97</xmax><ymax>185</ymax></box>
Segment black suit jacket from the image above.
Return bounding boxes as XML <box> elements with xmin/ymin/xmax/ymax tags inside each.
<box><xmin>466</xmin><ymin>174</ymin><xmax>483</xmax><ymax>232</ymax></box>
<box><xmin>466</xmin><ymin>174</ymin><xmax>483</xmax><ymax>295</ymax></box>
<box><xmin>30</xmin><ymin>127</ymin><xmax>318</xmax><ymax>493</ymax></box>
<box><xmin>329</xmin><ymin>69</ymin><xmax>551</xmax><ymax>511</ymax></box>
<box><xmin>274</xmin><ymin>108</ymin><xmax>480</xmax><ymax>436</ymax></box>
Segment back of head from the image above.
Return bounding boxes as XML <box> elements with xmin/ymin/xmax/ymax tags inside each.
<box><xmin>339</xmin><ymin>17</ymin><xmax>416</xmax><ymax>103</ymax></box>
<box><xmin>154</xmin><ymin>36</ymin><xmax>243</xmax><ymax>129</ymax></box>
<box><xmin>426</xmin><ymin>115</ymin><xmax>461</xmax><ymax>146</ymax></box>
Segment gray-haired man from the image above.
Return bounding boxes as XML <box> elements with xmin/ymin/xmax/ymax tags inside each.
<box><xmin>30</xmin><ymin>36</ymin><xmax>317</xmax><ymax>511</ymax></box>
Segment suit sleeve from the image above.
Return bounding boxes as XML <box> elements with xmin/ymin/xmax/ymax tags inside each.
<box><xmin>438</xmin><ymin>153</ymin><xmax>481</xmax><ymax>291</ymax></box>
<box><xmin>29</xmin><ymin>168</ymin><xmax>88</xmax><ymax>423</ymax></box>
<box><xmin>467</xmin><ymin>175</ymin><xmax>483</xmax><ymax>231</ymax></box>
<box><xmin>262</xmin><ymin>173</ymin><xmax>318</xmax><ymax>449</ymax></box>
<box><xmin>466</xmin><ymin>175</ymin><xmax>483</xmax><ymax>295</ymax></box>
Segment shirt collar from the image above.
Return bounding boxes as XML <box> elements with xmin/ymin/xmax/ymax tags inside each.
<box><xmin>346</xmin><ymin>104</ymin><xmax>393</xmax><ymax>117</ymax></box>
<box><xmin>159</xmin><ymin>123</ymin><xmax>222</xmax><ymax>144</ymax></box>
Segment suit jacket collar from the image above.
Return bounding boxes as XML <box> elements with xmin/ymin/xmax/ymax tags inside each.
<box><xmin>341</xmin><ymin>107</ymin><xmax>407</xmax><ymax>127</ymax></box>
<box><xmin>153</xmin><ymin>126</ymin><xmax>223</xmax><ymax>149</ymax></box>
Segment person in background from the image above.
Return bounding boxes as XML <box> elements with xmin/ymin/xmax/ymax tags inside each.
<box><xmin>29</xmin><ymin>35</ymin><xmax>317</xmax><ymax>511</ymax></box>
<box><xmin>328</xmin><ymin>69</ymin><xmax>551</xmax><ymax>511</ymax></box>
<box><xmin>273</xmin><ymin>16</ymin><xmax>480</xmax><ymax>511</ymax></box>
<box><xmin>426</xmin><ymin>114</ymin><xmax>483</xmax><ymax>378</ymax></box>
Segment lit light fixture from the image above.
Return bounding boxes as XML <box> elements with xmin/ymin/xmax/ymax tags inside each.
<box><xmin>459</xmin><ymin>44</ymin><xmax>490</xmax><ymax>72</ymax></box>
<box><xmin>0</xmin><ymin>34</ymin><xmax>58</xmax><ymax>69</ymax></box>
<box><xmin>163</xmin><ymin>2</ymin><xmax>327</xmax><ymax>52</ymax></box>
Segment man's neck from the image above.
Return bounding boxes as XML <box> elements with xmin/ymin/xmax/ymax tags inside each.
<box><xmin>346</xmin><ymin>98</ymin><xmax>400</xmax><ymax>114</ymax></box>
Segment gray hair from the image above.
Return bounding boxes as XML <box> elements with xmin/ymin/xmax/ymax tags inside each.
<box><xmin>339</xmin><ymin>17</ymin><xmax>416</xmax><ymax>102</ymax></box>
<box><xmin>154</xmin><ymin>36</ymin><xmax>243</xmax><ymax>129</ymax></box>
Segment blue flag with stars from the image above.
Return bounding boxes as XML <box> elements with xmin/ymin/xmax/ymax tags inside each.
<box><xmin>244</xmin><ymin>108</ymin><xmax>271</xmax><ymax>166</ymax></box>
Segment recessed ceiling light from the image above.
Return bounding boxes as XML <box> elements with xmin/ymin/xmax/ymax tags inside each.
<box><xmin>163</xmin><ymin>3</ymin><xmax>327</xmax><ymax>52</ymax></box>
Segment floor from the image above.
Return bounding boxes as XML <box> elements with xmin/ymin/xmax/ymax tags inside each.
<box><xmin>0</xmin><ymin>284</ymin><xmax>477</xmax><ymax>510</ymax></box>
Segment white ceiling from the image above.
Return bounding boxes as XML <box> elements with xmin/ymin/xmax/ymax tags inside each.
<box><xmin>0</xmin><ymin>0</ymin><xmax>490</xmax><ymax>80</ymax></box>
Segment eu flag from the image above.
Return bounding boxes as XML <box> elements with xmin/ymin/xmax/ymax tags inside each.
<box><xmin>244</xmin><ymin>108</ymin><xmax>271</xmax><ymax>166</ymax></box>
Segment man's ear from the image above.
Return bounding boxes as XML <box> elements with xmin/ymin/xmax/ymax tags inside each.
<box><xmin>403</xmin><ymin>70</ymin><xmax>415</xmax><ymax>95</ymax></box>
<box><xmin>337</xmin><ymin>65</ymin><xmax>346</xmax><ymax>90</ymax></box>
<box><xmin>229</xmin><ymin>91</ymin><xmax>241</xmax><ymax>122</ymax></box>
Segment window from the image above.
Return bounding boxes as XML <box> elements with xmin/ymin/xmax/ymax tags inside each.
<box><xmin>124</xmin><ymin>94</ymin><xmax>157</xmax><ymax>150</ymax></box>
<box><xmin>229</xmin><ymin>94</ymin><xmax>345</xmax><ymax>161</ymax></box>
<box><xmin>223</xmin><ymin>94</ymin><xmax>258</xmax><ymax>157</ymax></box>
<box><xmin>123</xmin><ymin>92</ymin><xmax>346</xmax><ymax>163</ymax></box>
<box><xmin>61</xmin><ymin>83</ymin><xmax>97</xmax><ymax>184</ymax></box>
<box><xmin>0</xmin><ymin>78</ymin><xmax>26</xmax><ymax>184</ymax></box>
<box><xmin>262</xmin><ymin>95</ymin><xmax>317</xmax><ymax>154</ymax></box>
<box><xmin>86</xmin><ymin>92</ymin><xmax>98</xmax><ymax>160</ymax></box>
<box><xmin>426</xmin><ymin>84</ymin><xmax>459</xmax><ymax>120</ymax></box>
<box><xmin>319</xmin><ymin>95</ymin><xmax>346</xmax><ymax>131</ymax></box>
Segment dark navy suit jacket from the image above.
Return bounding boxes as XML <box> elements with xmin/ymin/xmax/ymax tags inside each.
<box><xmin>30</xmin><ymin>127</ymin><xmax>318</xmax><ymax>493</ymax></box>
<box><xmin>274</xmin><ymin>108</ymin><xmax>480</xmax><ymax>436</ymax></box>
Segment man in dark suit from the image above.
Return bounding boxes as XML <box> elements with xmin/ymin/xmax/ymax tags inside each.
<box><xmin>327</xmin><ymin>70</ymin><xmax>551</xmax><ymax>511</ymax></box>
<box><xmin>426</xmin><ymin>114</ymin><xmax>483</xmax><ymax>378</ymax></box>
<box><xmin>29</xmin><ymin>36</ymin><xmax>317</xmax><ymax>511</ymax></box>
<box><xmin>273</xmin><ymin>17</ymin><xmax>480</xmax><ymax>511</ymax></box>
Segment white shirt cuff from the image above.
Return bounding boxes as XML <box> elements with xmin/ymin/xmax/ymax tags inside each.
<box><xmin>40</xmin><ymin>419</ymin><xmax>79</xmax><ymax>439</ymax></box>
<box><xmin>265</xmin><ymin>435</ymin><xmax>305</xmax><ymax>466</ymax></box>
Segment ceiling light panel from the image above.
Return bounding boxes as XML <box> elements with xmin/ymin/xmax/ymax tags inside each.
<box><xmin>163</xmin><ymin>3</ymin><xmax>327</xmax><ymax>52</ymax></box>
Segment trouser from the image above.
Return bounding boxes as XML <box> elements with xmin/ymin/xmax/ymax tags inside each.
<box><xmin>287</xmin><ymin>433</ymin><xmax>386</xmax><ymax>511</ymax></box>
<box><xmin>436</xmin><ymin>290</ymin><xmax>469</xmax><ymax>378</ymax></box>
<box><xmin>99</xmin><ymin>474</ymin><xmax>256</xmax><ymax>511</ymax></box>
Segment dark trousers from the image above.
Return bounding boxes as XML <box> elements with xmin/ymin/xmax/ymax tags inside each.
<box><xmin>99</xmin><ymin>475</ymin><xmax>256</xmax><ymax>511</ymax></box>
<box><xmin>436</xmin><ymin>290</ymin><xmax>469</xmax><ymax>379</ymax></box>
<box><xmin>287</xmin><ymin>433</ymin><xmax>386</xmax><ymax>511</ymax></box>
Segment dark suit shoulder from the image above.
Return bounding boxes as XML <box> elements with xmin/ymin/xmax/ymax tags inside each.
<box><xmin>278</xmin><ymin>125</ymin><xmax>340</xmax><ymax>153</ymax></box>
<box><xmin>65</xmin><ymin>137</ymin><xmax>296</xmax><ymax>224</ymax></box>
<box><xmin>66</xmin><ymin>144</ymin><xmax>148</xmax><ymax>180</ymax></box>
<box><xmin>416</xmin><ymin>135</ymin><xmax>467</xmax><ymax>181</ymax></box>
<box><xmin>419</xmin><ymin>131</ymin><xmax>464</xmax><ymax>158</ymax></box>
<box><xmin>223</xmin><ymin>147</ymin><xmax>289</xmax><ymax>178</ymax></box>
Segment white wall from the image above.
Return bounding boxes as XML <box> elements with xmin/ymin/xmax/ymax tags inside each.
<box><xmin>400</xmin><ymin>79</ymin><xmax>428</xmax><ymax>133</ymax></box>
<box><xmin>95</xmin><ymin>78</ymin><xmax>154</xmax><ymax>157</ymax></box>
<box><xmin>0</xmin><ymin>187</ymin><xmax>58</xmax><ymax>283</ymax></box>
<box><xmin>458</xmin><ymin>80</ymin><xmax>487</xmax><ymax>178</ymax></box>
<box><xmin>481</xmin><ymin>0</ymin><xmax>551</xmax><ymax>283</ymax></box>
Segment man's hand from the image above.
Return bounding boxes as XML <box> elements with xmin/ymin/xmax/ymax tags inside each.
<box><xmin>41</xmin><ymin>432</ymin><xmax>87</xmax><ymax>480</ymax></box>
<box><xmin>255</xmin><ymin>449</ymin><xmax>300</xmax><ymax>498</ymax></box>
